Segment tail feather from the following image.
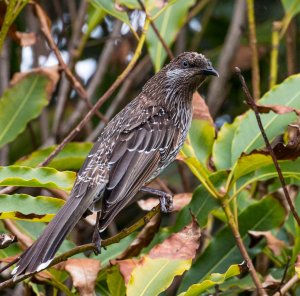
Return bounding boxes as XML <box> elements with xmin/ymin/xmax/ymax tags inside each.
<box><xmin>12</xmin><ymin>192</ymin><xmax>94</xmax><ymax>277</ymax></box>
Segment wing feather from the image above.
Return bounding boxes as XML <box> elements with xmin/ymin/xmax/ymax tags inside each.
<box><xmin>98</xmin><ymin>107</ymin><xmax>180</xmax><ymax>230</ymax></box>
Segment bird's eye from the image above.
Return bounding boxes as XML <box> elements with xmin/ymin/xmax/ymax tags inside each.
<box><xmin>182</xmin><ymin>60</ymin><xmax>189</xmax><ymax>68</ymax></box>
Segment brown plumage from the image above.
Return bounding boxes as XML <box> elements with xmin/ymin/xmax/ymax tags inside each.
<box><xmin>11</xmin><ymin>52</ymin><xmax>218</xmax><ymax>277</ymax></box>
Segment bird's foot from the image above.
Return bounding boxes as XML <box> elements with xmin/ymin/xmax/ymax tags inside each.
<box><xmin>92</xmin><ymin>230</ymin><xmax>102</xmax><ymax>255</ymax></box>
<box><xmin>159</xmin><ymin>193</ymin><xmax>173</xmax><ymax>213</ymax></box>
<box><xmin>140</xmin><ymin>186</ymin><xmax>173</xmax><ymax>213</ymax></box>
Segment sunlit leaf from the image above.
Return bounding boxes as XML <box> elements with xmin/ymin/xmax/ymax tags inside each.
<box><xmin>0</xmin><ymin>194</ymin><xmax>64</xmax><ymax>222</ymax></box>
<box><xmin>15</xmin><ymin>142</ymin><xmax>93</xmax><ymax>170</ymax></box>
<box><xmin>212</xmin><ymin>116</ymin><xmax>242</xmax><ymax>170</ymax></box>
<box><xmin>179</xmin><ymin>264</ymin><xmax>242</xmax><ymax>296</ymax></box>
<box><xmin>231</xmin><ymin>74</ymin><xmax>300</xmax><ymax>165</ymax></box>
<box><xmin>91</xmin><ymin>0</ymin><xmax>131</xmax><ymax>26</ymax></box>
<box><xmin>0</xmin><ymin>166</ymin><xmax>75</xmax><ymax>191</ymax></box>
<box><xmin>127</xmin><ymin>257</ymin><xmax>191</xmax><ymax>296</ymax></box>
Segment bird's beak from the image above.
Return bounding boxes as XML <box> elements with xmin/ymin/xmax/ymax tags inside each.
<box><xmin>201</xmin><ymin>66</ymin><xmax>219</xmax><ymax>77</ymax></box>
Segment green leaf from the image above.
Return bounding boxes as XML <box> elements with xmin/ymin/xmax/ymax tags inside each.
<box><xmin>179</xmin><ymin>264</ymin><xmax>241</xmax><ymax>296</ymax></box>
<box><xmin>282</xmin><ymin>0</ymin><xmax>300</xmax><ymax>15</ymax></box>
<box><xmin>227</xmin><ymin>153</ymin><xmax>273</xmax><ymax>190</ymax></box>
<box><xmin>0</xmin><ymin>166</ymin><xmax>75</xmax><ymax>191</ymax></box>
<box><xmin>231</xmin><ymin>74</ymin><xmax>300</xmax><ymax>166</ymax></box>
<box><xmin>234</xmin><ymin>157</ymin><xmax>300</xmax><ymax>194</ymax></box>
<box><xmin>127</xmin><ymin>257</ymin><xmax>191</xmax><ymax>296</ymax></box>
<box><xmin>281</xmin><ymin>0</ymin><xmax>300</xmax><ymax>33</ymax></box>
<box><xmin>189</xmin><ymin>119</ymin><xmax>215</xmax><ymax>164</ymax></box>
<box><xmin>146</xmin><ymin>0</ymin><xmax>195</xmax><ymax>72</ymax></box>
<box><xmin>0</xmin><ymin>70</ymin><xmax>58</xmax><ymax>148</ymax></box>
<box><xmin>174</xmin><ymin>171</ymin><xmax>226</xmax><ymax>231</ymax></box>
<box><xmin>107</xmin><ymin>266</ymin><xmax>126</xmax><ymax>296</ymax></box>
<box><xmin>212</xmin><ymin>116</ymin><xmax>242</xmax><ymax>170</ymax></box>
<box><xmin>91</xmin><ymin>0</ymin><xmax>131</xmax><ymax>26</ymax></box>
<box><xmin>179</xmin><ymin>195</ymin><xmax>285</xmax><ymax>292</ymax></box>
<box><xmin>0</xmin><ymin>194</ymin><xmax>64</xmax><ymax>222</ymax></box>
<box><xmin>15</xmin><ymin>142</ymin><xmax>93</xmax><ymax>170</ymax></box>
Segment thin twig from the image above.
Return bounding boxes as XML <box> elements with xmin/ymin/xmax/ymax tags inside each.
<box><xmin>269</xmin><ymin>22</ymin><xmax>281</xmax><ymax>88</ymax></box>
<box><xmin>273</xmin><ymin>257</ymin><xmax>290</xmax><ymax>295</ymax></box>
<box><xmin>33</xmin><ymin>2</ymin><xmax>105</xmax><ymax>124</ymax></box>
<box><xmin>33</xmin><ymin>2</ymin><xmax>87</xmax><ymax>100</ymax></box>
<box><xmin>0</xmin><ymin>204</ymin><xmax>160</xmax><ymax>289</ymax></box>
<box><xmin>235</xmin><ymin>67</ymin><xmax>300</xmax><ymax>226</ymax></box>
<box><xmin>38</xmin><ymin>19</ymin><xmax>150</xmax><ymax>167</ymax></box>
<box><xmin>221</xmin><ymin>200</ymin><xmax>267</xmax><ymax>295</ymax></box>
<box><xmin>61</xmin><ymin>21</ymin><xmax>122</xmax><ymax>136</ymax></box>
<box><xmin>246</xmin><ymin>0</ymin><xmax>260</xmax><ymax>100</ymax></box>
<box><xmin>285</xmin><ymin>19</ymin><xmax>297</xmax><ymax>76</ymax></box>
<box><xmin>51</xmin><ymin>0</ymin><xmax>88</xmax><ymax>138</ymax></box>
<box><xmin>138</xmin><ymin>0</ymin><xmax>174</xmax><ymax>60</ymax></box>
<box><xmin>273</xmin><ymin>274</ymin><xmax>299</xmax><ymax>296</ymax></box>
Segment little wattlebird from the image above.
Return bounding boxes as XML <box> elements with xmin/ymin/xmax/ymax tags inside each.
<box><xmin>11</xmin><ymin>52</ymin><xmax>218</xmax><ymax>277</ymax></box>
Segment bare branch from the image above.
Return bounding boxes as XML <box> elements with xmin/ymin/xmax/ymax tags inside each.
<box><xmin>246</xmin><ymin>0</ymin><xmax>260</xmax><ymax>100</ymax></box>
<box><xmin>0</xmin><ymin>204</ymin><xmax>160</xmax><ymax>289</ymax></box>
<box><xmin>235</xmin><ymin>67</ymin><xmax>300</xmax><ymax>227</ymax></box>
<box><xmin>61</xmin><ymin>21</ymin><xmax>122</xmax><ymax>136</ymax></box>
<box><xmin>207</xmin><ymin>0</ymin><xmax>246</xmax><ymax>116</ymax></box>
<box><xmin>38</xmin><ymin>19</ymin><xmax>150</xmax><ymax>167</ymax></box>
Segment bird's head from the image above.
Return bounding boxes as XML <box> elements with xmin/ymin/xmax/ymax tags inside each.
<box><xmin>164</xmin><ymin>52</ymin><xmax>218</xmax><ymax>93</ymax></box>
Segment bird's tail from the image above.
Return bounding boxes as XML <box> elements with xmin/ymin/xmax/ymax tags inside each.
<box><xmin>12</xmin><ymin>192</ymin><xmax>93</xmax><ymax>277</ymax></box>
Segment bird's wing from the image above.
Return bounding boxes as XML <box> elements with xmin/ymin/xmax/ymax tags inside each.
<box><xmin>99</xmin><ymin>106</ymin><xmax>180</xmax><ymax>230</ymax></box>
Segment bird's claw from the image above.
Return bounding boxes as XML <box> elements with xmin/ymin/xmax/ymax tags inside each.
<box><xmin>160</xmin><ymin>193</ymin><xmax>173</xmax><ymax>213</ymax></box>
<box><xmin>92</xmin><ymin>230</ymin><xmax>102</xmax><ymax>255</ymax></box>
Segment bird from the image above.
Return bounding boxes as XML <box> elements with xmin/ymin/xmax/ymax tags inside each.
<box><xmin>11</xmin><ymin>52</ymin><xmax>218</xmax><ymax>277</ymax></box>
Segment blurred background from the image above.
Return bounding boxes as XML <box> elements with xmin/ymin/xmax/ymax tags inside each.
<box><xmin>1</xmin><ymin>0</ymin><xmax>300</xmax><ymax>294</ymax></box>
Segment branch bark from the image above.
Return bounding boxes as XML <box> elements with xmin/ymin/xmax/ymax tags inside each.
<box><xmin>235</xmin><ymin>67</ymin><xmax>300</xmax><ymax>227</ymax></box>
<box><xmin>61</xmin><ymin>21</ymin><xmax>122</xmax><ymax>136</ymax></box>
<box><xmin>246</xmin><ymin>0</ymin><xmax>260</xmax><ymax>101</ymax></box>
<box><xmin>207</xmin><ymin>0</ymin><xmax>246</xmax><ymax>116</ymax></box>
<box><xmin>38</xmin><ymin>19</ymin><xmax>150</xmax><ymax>167</ymax></box>
<box><xmin>0</xmin><ymin>204</ymin><xmax>160</xmax><ymax>289</ymax></box>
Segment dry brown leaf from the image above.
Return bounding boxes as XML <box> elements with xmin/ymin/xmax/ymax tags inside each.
<box><xmin>112</xmin><ymin>215</ymin><xmax>200</xmax><ymax>284</ymax></box>
<box><xmin>256</xmin><ymin>104</ymin><xmax>300</xmax><ymax>116</ymax></box>
<box><xmin>192</xmin><ymin>92</ymin><xmax>214</xmax><ymax>124</ymax></box>
<box><xmin>111</xmin><ymin>258</ymin><xmax>140</xmax><ymax>285</ymax></box>
<box><xmin>3</xmin><ymin>220</ymin><xmax>33</xmax><ymax>249</ymax></box>
<box><xmin>14</xmin><ymin>32</ymin><xmax>37</xmax><ymax>47</ymax></box>
<box><xmin>262</xmin><ymin>274</ymin><xmax>281</xmax><ymax>290</ymax></box>
<box><xmin>248</xmin><ymin>230</ymin><xmax>286</xmax><ymax>256</ymax></box>
<box><xmin>138</xmin><ymin>193</ymin><xmax>192</xmax><ymax>212</ymax></box>
<box><xmin>149</xmin><ymin>215</ymin><xmax>200</xmax><ymax>260</ymax></box>
<box><xmin>117</xmin><ymin>213</ymin><xmax>161</xmax><ymax>260</ymax></box>
<box><xmin>10</xmin><ymin>67</ymin><xmax>59</xmax><ymax>99</ymax></box>
<box><xmin>65</xmin><ymin>258</ymin><xmax>101</xmax><ymax>296</ymax></box>
<box><xmin>0</xmin><ymin>234</ymin><xmax>16</xmax><ymax>249</ymax></box>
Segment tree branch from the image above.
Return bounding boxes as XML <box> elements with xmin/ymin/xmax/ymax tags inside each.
<box><xmin>235</xmin><ymin>67</ymin><xmax>300</xmax><ymax>226</ymax></box>
<box><xmin>0</xmin><ymin>204</ymin><xmax>160</xmax><ymax>289</ymax></box>
<box><xmin>38</xmin><ymin>19</ymin><xmax>150</xmax><ymax>167</ymax></box>
<box><xmin>246</xmin><ymin>0</ymin><xmax>260</xmax><ymax>100</ymax></box>
<box><xmin>221</xmin><ymin>200</ymin><xmax>267</xmax><ymax>295</ymax></box>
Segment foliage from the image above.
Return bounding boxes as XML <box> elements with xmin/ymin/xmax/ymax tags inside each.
<box><xmin>0</xmin><ymin>0</ymin><xmax>300</xmax><ymax>295</ymax></box>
